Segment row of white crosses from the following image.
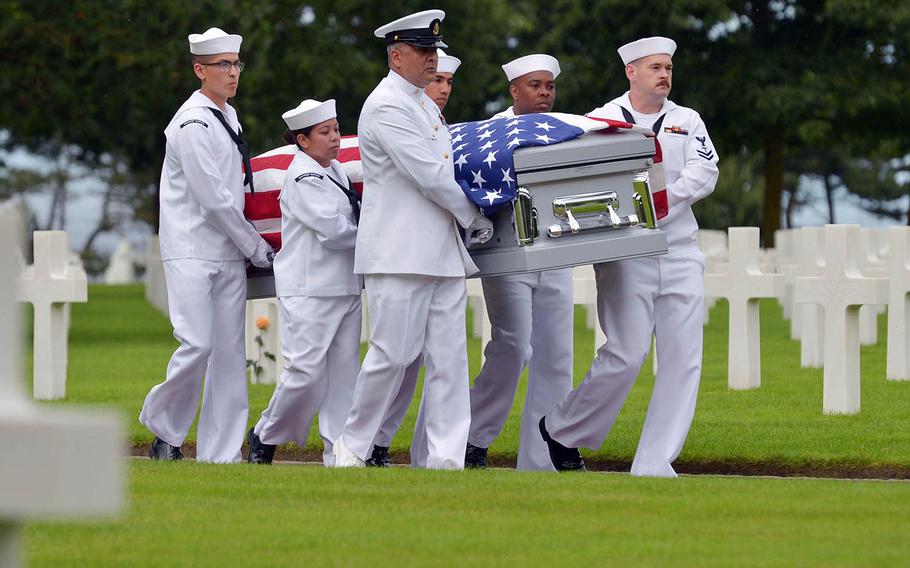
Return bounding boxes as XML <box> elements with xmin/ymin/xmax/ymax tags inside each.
<box><xmin>0</xmin><ymin>204</ymin><xmax>123</xmax><ymax>567</ymax></box>
<box><xmin>701</xmin><ymin>224</ymin><xmax>910</xmax><ymax>415</ymax></box>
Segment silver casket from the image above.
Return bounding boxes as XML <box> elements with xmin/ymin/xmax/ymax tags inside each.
<box><xmin>247</xmin><ymin>130</ymin><xmax>666</xmax><ymax>298</ymax></box>
<box><xmin>469</xmin><ymin>130</ymin><xmax>666</xmax><ymax>277</ymax></box>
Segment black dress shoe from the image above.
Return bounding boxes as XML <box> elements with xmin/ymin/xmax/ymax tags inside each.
<box><xmin>365</xmin><ymin>445</ymin><xmax>391</xmax><ymax>467</ymax></box>
<box><xmin>539</xmin><ymin>417</ymin><xmax>585</xmax><ymax>472</ymax></box>
<box><xmin>247</xmin><ymin>428</ymin><xmax>276</xmax><ymax>464</ymax></box>
<box><xmin>464</xmin><ymin>443</ymin><xmax>488</xmax><ymax>469</ymax></box>
<box><xmin>148</xmin><ymin>436</ymin><xmax>183</xmax><ymax>461</ymax></box>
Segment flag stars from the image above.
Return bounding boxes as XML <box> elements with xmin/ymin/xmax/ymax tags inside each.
<box><xmin>501</xmin><ymin>168</ymin><xmax>514</xmax><ymax>186</ymax></box>
<box><xmin>471</xmin><ymin>169</ymin><xmax>487</xmax><ymax>188</ymax></box>
<box><xmin>506</xmin><ymin>127</ymin><xmax>524</xmax><ymax>137</ymax></box>
<box><xmin>482</xmin><ymin>189</ymin><xmax>503</xmax><ymax>205</ymax></box>
<box><xmin>454</xmin><ymin>153</ymin><xmax>469</xmax><ymax>170</ymax></box>
<box><xmin>479</xmin><ymin>140</ymin><xmax>495</xmax><ymax>151</ymax></box>
<box><xmin>535</xmin><ymin>133</ymin><xmax>553</xmax><ymax>143</ymax></box>
<box><xmin>507</xmin><ymin>137</ymin><xmax>522</xmax><ymax>148</ymax></box>
<box><xmin>477</xmin><ymin>130</ymin><xmax>494</xmax><ymax>141</ymax></box>
<box><xmin>482</xmin><ymin>150</ymin><xmax>498</xmax><ymax>168</ymax></box>
<box><xmin>535</xmin><ymin>121</ymin><xmax>555</xmax><ymax>132</ymax></box>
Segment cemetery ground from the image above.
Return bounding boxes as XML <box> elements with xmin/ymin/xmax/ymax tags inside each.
<box><xmin>22</xmin><ymin>284</ymin><xmax>910</xmax><ymax>565</ymax></box>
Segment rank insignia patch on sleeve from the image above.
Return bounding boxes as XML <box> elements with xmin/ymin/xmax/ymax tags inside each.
<box><xmin>695</xmin><ymin>136</ymin><xmax>715</xmax><ymax>160</ymax></box>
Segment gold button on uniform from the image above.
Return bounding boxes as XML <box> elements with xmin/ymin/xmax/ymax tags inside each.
<box><xmin>443</xmin><ymin>152</ymin><xmax>449</xmax><ymax>159</ymax></box>
<box><xmin>434</xmin><ymin>124</ymin><xmax>439</xmax><ymax>131</ymax></box>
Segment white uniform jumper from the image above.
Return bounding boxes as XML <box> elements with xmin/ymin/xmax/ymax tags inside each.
<box><xmin>338</xmin><ymin>70</ymin><xmax>483</xmax><ymax>469</ymax></box>
<box><xmin>253</xmin><ymin>152</ymin><xmax>362</xmax><ymax>465</ymax></box>
<box><xmin>421</xmin><ymin>106</ymin><xmax>574</xmax><ymax>471</ymax></box>
<box><xmin>140</xmin><ymin>91</ymin><xmax>266</xmax><ymax>463</ymax></box>
<box><xmin>545</xmin><ymin>92</ymin><xmax>718</xmax><ymax>477</ymax></box>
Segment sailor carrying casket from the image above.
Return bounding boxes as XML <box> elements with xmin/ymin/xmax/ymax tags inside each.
<box><xmin>246</xmin><ymin>99</ymin><xmax>363</xmax><ymax>466</ymax></box>
<box><xmin>140</xmin><ymin>27</ymin><xmax>273</xmax><ymax>464</ymax></box>
<box><xmin>540</xmin><ymin>36</ymin><xmax>719</xmax><ymax>477</ymax></box>
<box><xmin>332</xmin><ymin>9</ymin><xmax>494</xmax><ymax>470</ymax></box>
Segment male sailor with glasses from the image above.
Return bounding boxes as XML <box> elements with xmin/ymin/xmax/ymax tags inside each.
<box><xmin>140</xmin><ymin>27</ymin><xmax>273</xmax><ymax>463</ymax></box>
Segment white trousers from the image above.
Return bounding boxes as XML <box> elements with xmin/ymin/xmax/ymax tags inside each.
<box><xmin>139</xmin><ymin>259</ymin><xmax>248</xmax><ymax>463</ymax></box>
<box><xmin>254</xmin><ymin>295</ymin><xmax>361</xmax><ymax>465</ymax></box>
<box><xmin>372</xmin><ymin>356</ymin><xmax>423</xmax><ymax>448</ymax></box>
<box><xmin>412</xmin><ymin>269</ymin><xmax>574</xmax><ymax>471</ymax></box>
<box><xmin>339</xmin><ymin>274</ymin><xmax>470</xmax><ymax>469</ymax></box>
<box><xmin>547</xmin><ymin>251</ymin><xmax>705</xmax><ymax>477</ymax></box>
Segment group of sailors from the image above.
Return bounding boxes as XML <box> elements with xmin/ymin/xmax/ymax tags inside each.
<box><xmin>139</xmin><ymin>9</ymin><xmax>719</xmax><ymax>476</ymax></box>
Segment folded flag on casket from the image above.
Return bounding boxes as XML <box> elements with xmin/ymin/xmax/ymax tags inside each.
<box><xmin>449</xmin><ymin>112</ymin><xmax>657</xmax><ymax>215</ymax></box>
<box><xmin>247</xmin><ymin>113</ymin><xmax>665</xmax><ymax>251</ymax></box>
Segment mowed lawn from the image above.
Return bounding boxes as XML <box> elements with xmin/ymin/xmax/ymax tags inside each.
<box><xmin>26</xmin><ymin>461</ymin><xmax>910</xmax><ymax>567</ymax></box>
<box><xmin>27</xmin><ymin>284</ymin><xmax>910</xmax><ymax>470</ymax></box>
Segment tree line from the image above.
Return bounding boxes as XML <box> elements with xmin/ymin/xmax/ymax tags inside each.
<box><xmin>1</xmin><ymin>0</ymin><xmax>908</xmax><ymax>257</ymax></box>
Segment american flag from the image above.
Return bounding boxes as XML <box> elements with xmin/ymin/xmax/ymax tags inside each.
<box><xmin>450</xmin><ymin>112</ymin><xmax>656</xmax><ymax>215</ymax></box>
<box><xmin>248</xmin><ymin>114</ymin><xmax>666</xmax><ymax>251</ymax></box>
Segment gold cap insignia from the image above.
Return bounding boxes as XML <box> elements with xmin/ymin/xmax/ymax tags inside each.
<box><xmin>431</xmin><ymin>20</ymin><xmax>440</xmax><ymax>35</ymax></box>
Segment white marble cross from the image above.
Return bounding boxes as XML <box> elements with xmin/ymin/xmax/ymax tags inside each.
<box><xmin>0</xmin><ymin>207</ymin><xmax>123</xmax><ymax>568</ymax></box>
<box><xmin>797</xmin><ymin>227</ymin><xmax>825</xmax><ymax>368</ymax></box>
<box><xmin>773</xmin><ymin>229</ymin><xmax>797</xmax><ymax>321</ymax></box>
<box><xmin>245</xmin><ymin>298</ymin><xmax>284</xmax><ymax>385</ymax></box>
<box><xmin>886</xmin><ymin>227</ymin><xmax>910</xmax><ymax>381</ymax></box>
<box><xmin>103</xmin><ymin>240</ymin><xmax>137</xmax><ymax>284</ymax></box>
<box><xmin>794</xmin><ymin>224</ymin><xmax>888</xmax><ymax>414</ymax></box>
<box><xmin>704</xmin><ymin>227</ymin><xmax>784</xmax><ymax>390</ymax></box>
<box><xmin>15</xmin><ymin>231</ymin><xmax>88</xmax><ymax>400</ymax></box>
<box><xmin>572</xmin><ymin>266</ymin><xmax>606</xmax><ymax>358</ymax></box>
<box><xmin>859</xmin><ymin>228</ymin><xmax>887</xmax><ymax>346</ymax></box>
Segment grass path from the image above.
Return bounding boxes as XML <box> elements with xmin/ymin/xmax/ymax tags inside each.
<box><xmin>26</xmin><ymin>461</ymin><xmax>910</xmax><ymax>567</ymax></box>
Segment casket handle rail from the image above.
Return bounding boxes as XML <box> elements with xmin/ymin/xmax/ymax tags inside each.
<box><xmin>513</xmin><ymin>186</ymin><xmax>539</xmax><ymax>246</ymax></box>
<box><xmin>548</xmin><ymin>190</ymin><xmax>640</xmax><ymax>238</ymax></box>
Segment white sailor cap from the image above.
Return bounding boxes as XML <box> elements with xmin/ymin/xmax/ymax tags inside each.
<box><xmin>501</xmin><ymin>54</ymin><xmax>561</xmax><ymax>82</ymax></box>
<box><xmin>282</xmin><ymin>99</ymin><xmax>337</xmax><ymax>131</ymax></box>
<box><xmin>617</xmin><ymin>36</ymin><xmax>677</xmax><ymax>65</ymax></box>
<box><xmin>374</xmin><ymin>9</ymin><xmax>447</xmax><ymax>48</ymax></box>
<box><xmin>188</xmin><ymin>27</ymin><xmax>242</xmax><ymax>55</ymax></box>
<box><xmin>436</xmin><ymin>49</ymin><xmax>461</xmax><ymax>74</ymax></box>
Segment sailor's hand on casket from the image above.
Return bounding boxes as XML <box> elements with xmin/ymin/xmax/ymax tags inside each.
<box><xmin>249</xmin><ymin>239</ymin><xmax>275</xmax><ymax>268</ymax></box>
<box><xmin>464</xmin><ymin>214</ymin><xmax>494</xmax><ymax>247</ymax></box>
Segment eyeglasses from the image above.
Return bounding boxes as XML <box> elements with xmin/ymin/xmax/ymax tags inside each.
<box><xmin>199</xmin><ymin>60</ymin><xmax>245</xmax><ymax>73</ymax></box>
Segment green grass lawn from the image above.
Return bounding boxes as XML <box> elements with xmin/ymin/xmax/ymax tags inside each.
<box><xmin>25</xmin><ymin>461</ymin><xmax>910</xmax><ymax>567</ymax></box>
<box><xmin>26</xmin><ymin>284</ymin><xmax>910</xmax><ymax>470</ymax></box>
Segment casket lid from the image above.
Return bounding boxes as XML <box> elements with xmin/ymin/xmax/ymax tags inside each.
<box><xmin>512</xmin><ymin>131</ymin><xmax>654</xmax><ymax>173</ymax></box>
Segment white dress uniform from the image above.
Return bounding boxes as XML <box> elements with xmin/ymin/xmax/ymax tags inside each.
<box><xmin>139</xmin><ymin>88</ymin><xmax>268</xmax><ymax>463</ymax></box>
<box><xmin>253</xmin><ymin>150</ymin><xmax>362</xmax><ymax>465</ymax></box>
<box><xmin>545</xmin><ymin>89</ymin><xmax>718</xmax><ymax>477</ymax></box>
<box><xmin>335</xmin><ymin>66</ymin><xmax>487</xmax><ymax>469</ymax></box>
<box><xmin>409</xmin><ymin>94</ymin><xmax>575</xmax><ymax>469</ymax></box>
<box><xmin>371</xmin><ymin>48</ymin><xmax>463</xmax><ymax>455</ymax></box>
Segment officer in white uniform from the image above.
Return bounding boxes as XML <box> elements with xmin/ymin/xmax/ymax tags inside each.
<box><xmin>333</xmin><ymin>10</ymin><xmax>493</xmax><ymax>470</ymax></box>
<box><xmin>367</xmin><ymin>48</ymin><xmax>463</xmax><ymax>468</ymax></box>
<box><xmin>457</xmin><ymin>54</ymin><xmax>574</xmax><ymax>471</ymax></box>
<box><xmin>540</xmin><ymin>37</ymin><xmax>718</xmax><ymax>476</ymax></box>
<box><xmin>140</xmin><ymin>28</ymin><xmax>273</xmax><ymax>463</ymax></box>
<box><xmin>246</xmin><ymin>99</ymin><xmax>362</xmax><ymax>466</ymax></box>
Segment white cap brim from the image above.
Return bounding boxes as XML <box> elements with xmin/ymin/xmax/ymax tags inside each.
<box><xmin>502</xmin><ymin>54</ymin><xmax>560</xmax><ymax>82</ymax></box>
<box><xmin>189</xmin><ymin>27</ymin><xmax>242</xmax><ymax>55</ymax></box>
<box><xmin>436</xmin><ymin>49</ymin><xmax>461</xmax><ymax>74</ymax></box>
<box><xmin>282</xmin><ymin>99</ymin><xmax>337</xmax><ymax>131</ymax></box>
<box><xmin>617</xmin><ymin>36</ymin><xmax>676</xmax><ymax>65</ymax></box>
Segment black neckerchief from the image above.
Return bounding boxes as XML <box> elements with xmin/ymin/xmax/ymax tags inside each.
<box><xmin>208</xmin><ymin>107</ymin><xmax>255</xmax><ymax>194</ymax></box>
<box><xmin>619</xmin><ymin>105</ymin><xmax>667</xmax><ymax>136</ymax></box>
<box><xmin>324</xmin><ymin>171</ymin><xmax>361</xmax><ymax>224</ymax></box>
